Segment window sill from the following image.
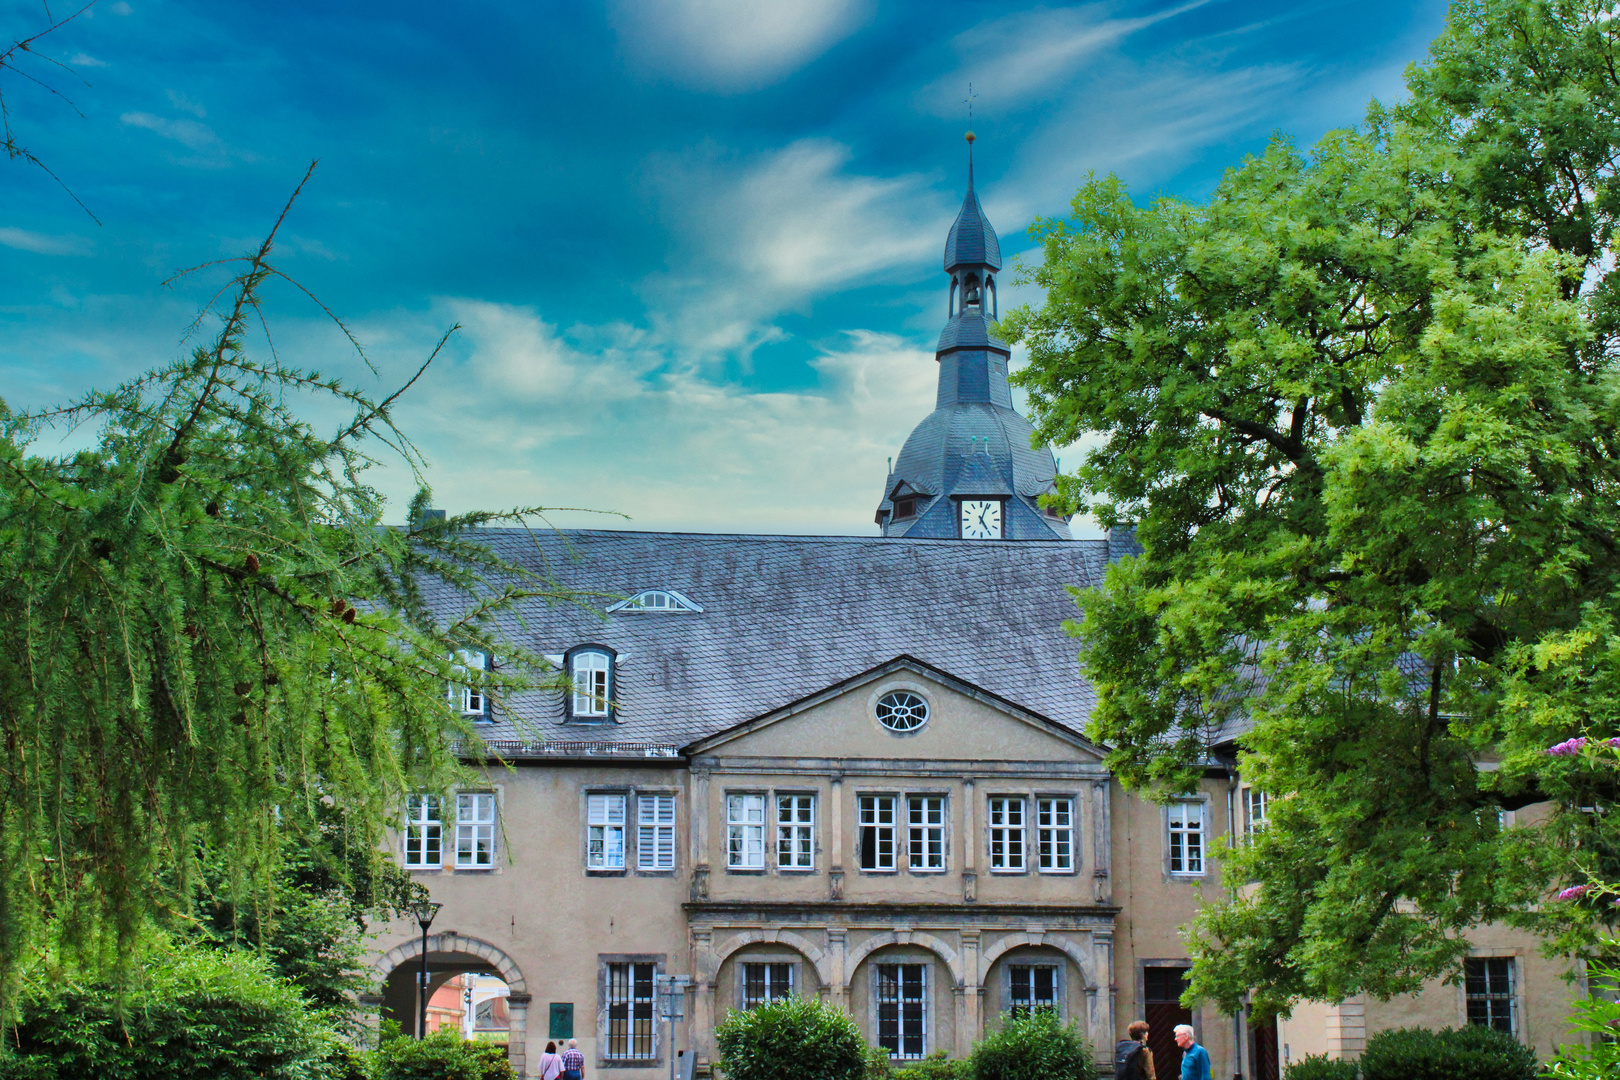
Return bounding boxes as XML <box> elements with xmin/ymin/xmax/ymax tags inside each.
<box><xmin>725</xmin><ymin>867</ymin><xmax>767</xmax><ymax>875</ymax></box>
<box><xmin>1037</xmin><ymin>868</ymin><xmax>1077</xmax><ymax>876</ymax></box>
<box><xmin>907</xmin><ymin>867</ymin><xmax>947</xmax><ymax>874</ymax></box>
<box><xmin>598</xmin><ymin>1059</ymin><xmax>662</xmax><ymax>1069</ymax></box>
<box><xmin>635</xmin><ymin>869</ymin><xmax>677</xmax><ymax>877</ymax></box>
<box><xmin>587</xmin><ymin>868</ymin><xmax>628</xmax><ymax>877</ymax></box>
<box><xmin>778</xmin><ymin>867</ymin><xmax>818</xmax><ymax>874</ymax></box>
<box><xmin>857</xmin><ymin>867</ymin><xmax>899</xmax><ymax>874</ymax></box>
<box><xmin>988</xmin><ymin>868</ymin><xmax>1028</xmax><ymax>875</ymax></box>
<box><xmin>452</xmin><ymin>865</ymin><xmax>498</xmax><ymax>873</ymax></box>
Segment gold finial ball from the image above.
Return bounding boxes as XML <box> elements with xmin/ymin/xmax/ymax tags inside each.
<box><xmin>965</xmin><ymin>131</ymin><xmax>976</xmax><ymax>143</ymax></box>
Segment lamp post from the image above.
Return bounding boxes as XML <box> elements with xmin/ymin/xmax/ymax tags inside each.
<box><xmin>413</xmin><ymin>899</ymin><xmax>442</xmax><ymax>1039</ymax></box>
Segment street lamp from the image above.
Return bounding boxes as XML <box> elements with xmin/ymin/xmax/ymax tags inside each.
<box><xmin>413</xmin><ymin>899</ymin><xmax>442</xmax><ymax>1039</ymax></box>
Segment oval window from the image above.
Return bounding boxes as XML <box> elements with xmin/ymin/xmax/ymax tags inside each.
<box><xmin>875</xmin><ymin>690</ymin><xmax>929</xmax><ymax>732</ymax></box>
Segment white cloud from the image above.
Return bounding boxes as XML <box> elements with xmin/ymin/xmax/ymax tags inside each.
<box><xmin>362</xmin><ymin>300</ymin><xmax>938</xmax><ymax>534</ymax></box>
<box><xmin>608</xmin><ymin>0</ymin><xmax>868</xmax><ymax>90</ymax></box>
<box><xmin>68</xmin><ymin>52</ymin><xmax>106</xmax><ymax>67</ymax></box>
<box><xmin>165</xmin><ymin>89</ymin><xmax>206</xmax><ymax>117</ymax></box>
<box><xmin>120</xmin><ymin>111</ymin><xmax>249</xmax><ymax>168</ymax></box>
<box><xmin>642</xmin><ymin>139</ymin><xmax>947</xmax><ymax>360</ymax></box>
<box><xmin>916</xmin><ymin>1</ymin><xmax>1212</xmax><ymax>116</ymax></box>
<box><xmin>0</xmin><ymin>227</ymin><xmax>91</xmax><ymax>256</ymax></box>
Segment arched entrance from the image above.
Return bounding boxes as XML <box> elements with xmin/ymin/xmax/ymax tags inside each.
<box><xmin>373</xmin><ymin>932</ymin><xmax>531</xmax><ymax>1076</ymax></box>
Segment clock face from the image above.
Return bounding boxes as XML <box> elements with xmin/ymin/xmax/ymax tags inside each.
<box><xmin>960</xmin><ymin>499</ymin><xmax>1002</xmax><ymax>539</ymax></box>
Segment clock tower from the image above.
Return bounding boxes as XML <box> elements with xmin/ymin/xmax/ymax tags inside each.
<box><xmin>875</xmin><ymin>136</ymin><xmax>1071</xmax><ymax>541</ymax></box>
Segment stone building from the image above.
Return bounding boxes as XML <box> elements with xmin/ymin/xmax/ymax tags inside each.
<box><xmin>364</xmin><ymin>167</ymin><xmax>1579</xmax><ymax>1079</ymax></box>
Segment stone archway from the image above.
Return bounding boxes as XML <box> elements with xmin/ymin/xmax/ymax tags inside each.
<box><xmin>977</xmin><ymin>931</ymin><xmax>1097</xmax><ymax>990</ymax></box>
<box><xmin>843</xmin><ymin>930</ymin><xmax>965</xmax><ymax>988</ymax></box>
<box><xmin>373</xmin><ymin>932</ymin><xmax>531</xmax><ymax>1076</ymax></box>
<box><xmin>706</xmin><ymin>928</ymin><xmax>834</xmax><ymax>988</ymax></box>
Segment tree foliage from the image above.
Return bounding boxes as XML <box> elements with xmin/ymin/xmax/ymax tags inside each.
<box><xmin>1003</xmin><ymin>0</ymin><xmax>1620</xmax><ymax>1013</ymax></box>
<box><xmin>0</xmin><ymin>173</ymin><xmax>580</xmax><ymax>1015</ymax></box>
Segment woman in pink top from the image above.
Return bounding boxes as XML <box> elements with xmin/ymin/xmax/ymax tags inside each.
<box><xmin>538</xmin><ymin>1040</ymin><xmax>563</xmax><ymax>1080</ymax></box>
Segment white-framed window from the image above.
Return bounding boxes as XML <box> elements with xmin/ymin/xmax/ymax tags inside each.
<box><xmin>1245</xmin><ymin>788</ymin><xmax>1269</xmax><ymax>836</ymax></box>
<box><xmin>876</xmin><ymin>963</ymin><xmax>927</xmax><ymax>1060</ymax></box>
<box><xmin>1009</xmin><ymin>964</ymin><xmax>1058</xmax><ymax>1016</ymax></box>
<box><xmin>605</xmin><ymin>960</ymin><xmax>657</xmax><ymax>1060</ymax></box>
<box><xmin>1465</xmin><ymin>957</ymin><xmax>1515</xmax><ymax>1034</ymax></box>
<box><xmin>404</xmin><ymin>794</ymin><xmax>442</xmax><ymax>868</ymax></box>
<box><xmin>859</xmin><ymin>794</ymin><xmax>898</xmax><ymax>871</ymax></box>
<box><xmin>588</xmin><ymin>793</ymin><xmax>627</xmax><ymax>870</ymax></box>
<box><xmin>989</xmin><ymin>797</ymin><xmax>1026</xmax><ymax>871</ymax></box>
<box><xmin>455</xmin><ymin>792</ymin><xmax>496</xmax><ymax>868</ymax></box>
<box><xmin>450</xmin><ymin>650</ymin><xmax>488</xmax><ymax>717</ymax></box>
<box><xmin>1037</xmin><ymin>797</ymin><xmax>1074</xmax><ymax>873</ymax></box>
<box><xmin>727</xmin><ymin>793</ymin><xmax>766</xmax><ymax>869</ymax></box>
<box><xmin>742</xmin><ymin>962</ymin><xmax>794</xmax><ymax>1008</ymax></box>
<box><xmin>907</xmin><ymin>795</ymin><xmax>946</xmax><ymax>872</ymax></box>
<box><xmin>1168</xmin><ymin>800</ymin><xmax>1204</xmax><ymax>875</ymax></box>
<box><xmin>569</xmin><ymin>647</ymin><xmax>612</xmax><ymax>719</ymax></box>
<box><xmin>637</xmin><ymin>793</ymin><xmax>676</xmax><ymax>871</ymax></box>
<box><xmin>777</xmin><ymin>794</ymin><xmax>815</xmax><ymax>870</ymax></box>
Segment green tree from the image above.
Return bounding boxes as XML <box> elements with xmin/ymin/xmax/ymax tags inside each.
<box><xmin>0</xmin><ymin>172</ymin><xmax>584</xmax><ymax>1015</ymax></box>
<box><xmin>1002</xmin><ymin>0</ymin><xmax>1620</xmax><ymax>1015</ymax></box>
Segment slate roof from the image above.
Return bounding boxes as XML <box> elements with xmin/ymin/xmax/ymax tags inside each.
<box><xmin>936</xmin><ymin>312</ymin><xmax>1009</xmax><ymax>355</ymax></box>
<box><xmin>880</xmin><ymin>403</ymin><xmax>1070</xmax><ymax>540</ymax></box>
<box><xmin>449</xmin><ymin>529</ymin><xmax>1108</xmax><ymax>752</ymax></box>
<box><xmin>944</xmin><ymin>186</ymin><xmax>1002</xmax><ymax>271</ymax></box>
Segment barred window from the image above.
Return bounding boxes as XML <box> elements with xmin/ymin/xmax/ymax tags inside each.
<box><xmin>605</xmin><ymin>961</ymin><xmax>656</xmax><ymax>1060</ymax></box>
<box><xmin>876</xmin><ymin>963</ymin><xmax>927</xmax><ymax>1060</ymax></box>
<box><xmin>742</xmin><ymin>962</ymin><xmax>794</xmax><ymax>1009</ymax></box>
<box><xmin>1465</xmin><ymin>958</ymin><xmax>1515</xmax><ymax>1034</ymax></box>
<box><xmin>1009</xmin><ymin>964</ymin><xmax>1058</xmax><ymax>1017</ymax></box>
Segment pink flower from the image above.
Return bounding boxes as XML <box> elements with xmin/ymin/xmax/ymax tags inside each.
<box><xmin>1558</xmin><ymin>885</ymin><xmax>1591</xmax><ymax>900</ymax></box>
<box><xmin>1607</xmin><ymin>738</ymin><xmax>1620</xmax><ymax>748</ymax></box>
<box><xmin>1547</xmin><ymin>738</ymin><xmax>1590</xmax><ymax>756</ymax></box>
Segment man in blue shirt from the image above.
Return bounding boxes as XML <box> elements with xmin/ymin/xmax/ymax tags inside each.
<box><xmin>1174</xmin><ymin>1024</ymin><xmax>1212</xmax><ymax>1080</ymax></box>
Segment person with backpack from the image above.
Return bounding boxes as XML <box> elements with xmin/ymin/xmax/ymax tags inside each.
<box><xmin>1114</xmin><ymin>1020</ymin><xmax>1156</xmax><ymax>1080</ymax></box>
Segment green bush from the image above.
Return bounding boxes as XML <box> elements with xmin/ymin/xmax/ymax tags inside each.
<box><xmin>970</xmin><ymin>1010</ymin><xmax>1096</xmax><ymax>1080</ymax></box>
<box><xmin>1282</xmin><ymin>1054</ymin><xmax>1359</xmax><ymax>1080</ymax></box>
<box><xmin>715</xmin><ymin>997</ymin><xmax>867</xmax><ymax>1080</ymax></box>
<box><xmin>0</xmin><ymin>944</ymin><xmax>342</xmax><ymax>1080</ymax></box>
<box><xmin>369</xmin><ymin>1028</ymin><xmax>514</xmax><ymax>1080</ymax></box>
<box><xmin>1359</xmin><ymin>1025</ymin><xmax>1536</xmax><ymax>1080</ymax></box>
<box><xmin>892</xmin><ymin>1051</ymin><xmax>969</xmax><ymax>1080</ymax></box>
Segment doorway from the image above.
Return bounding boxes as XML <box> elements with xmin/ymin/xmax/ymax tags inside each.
<box><xmin>1143</xmin><ymin>967</ymin><xmax>1192</xmax><ymax>1080</ymax></box>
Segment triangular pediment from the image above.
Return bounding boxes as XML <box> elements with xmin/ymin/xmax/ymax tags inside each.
<box><xmin>683</xmin><ymin>655</ymin><xmax>1105</xmax><ymax>764</ymax></box>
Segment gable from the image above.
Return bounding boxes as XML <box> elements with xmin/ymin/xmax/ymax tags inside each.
<box><xmin>686</xmin><ymin>658</ymin><xmax>1104</xmax><ymax>765</ymax></box>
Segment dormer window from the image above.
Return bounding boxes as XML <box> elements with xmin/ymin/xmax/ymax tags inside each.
<box><xmin>449</xmin><ymin>650</ymin><xmax>490</xmax><ymax>720</ymax></box>
<box><xmin>606</xmin><ymin>589</ymin><xmax>703</xmax><ymax>614</ymax></box>
<box><xmin>893</xmin><ymin>497</ymin><xmax>918</xmax><ymax>520</ymax></box>
<box><xmin>567</xmin><ymin>645</ymin><xmax>615</xmax><ymax>721</ymax></box>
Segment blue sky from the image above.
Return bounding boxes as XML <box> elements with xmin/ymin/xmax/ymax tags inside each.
<box><xmin>3</xmin><ymin>0</ymin><xmax>1447</xmax><ymax>535</ymax></box>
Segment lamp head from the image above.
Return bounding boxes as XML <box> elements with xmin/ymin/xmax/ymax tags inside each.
<box><xmin>412</xmin><ymin>899</ymin><xmax>442</xmax><ymax>931</ymax></box>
